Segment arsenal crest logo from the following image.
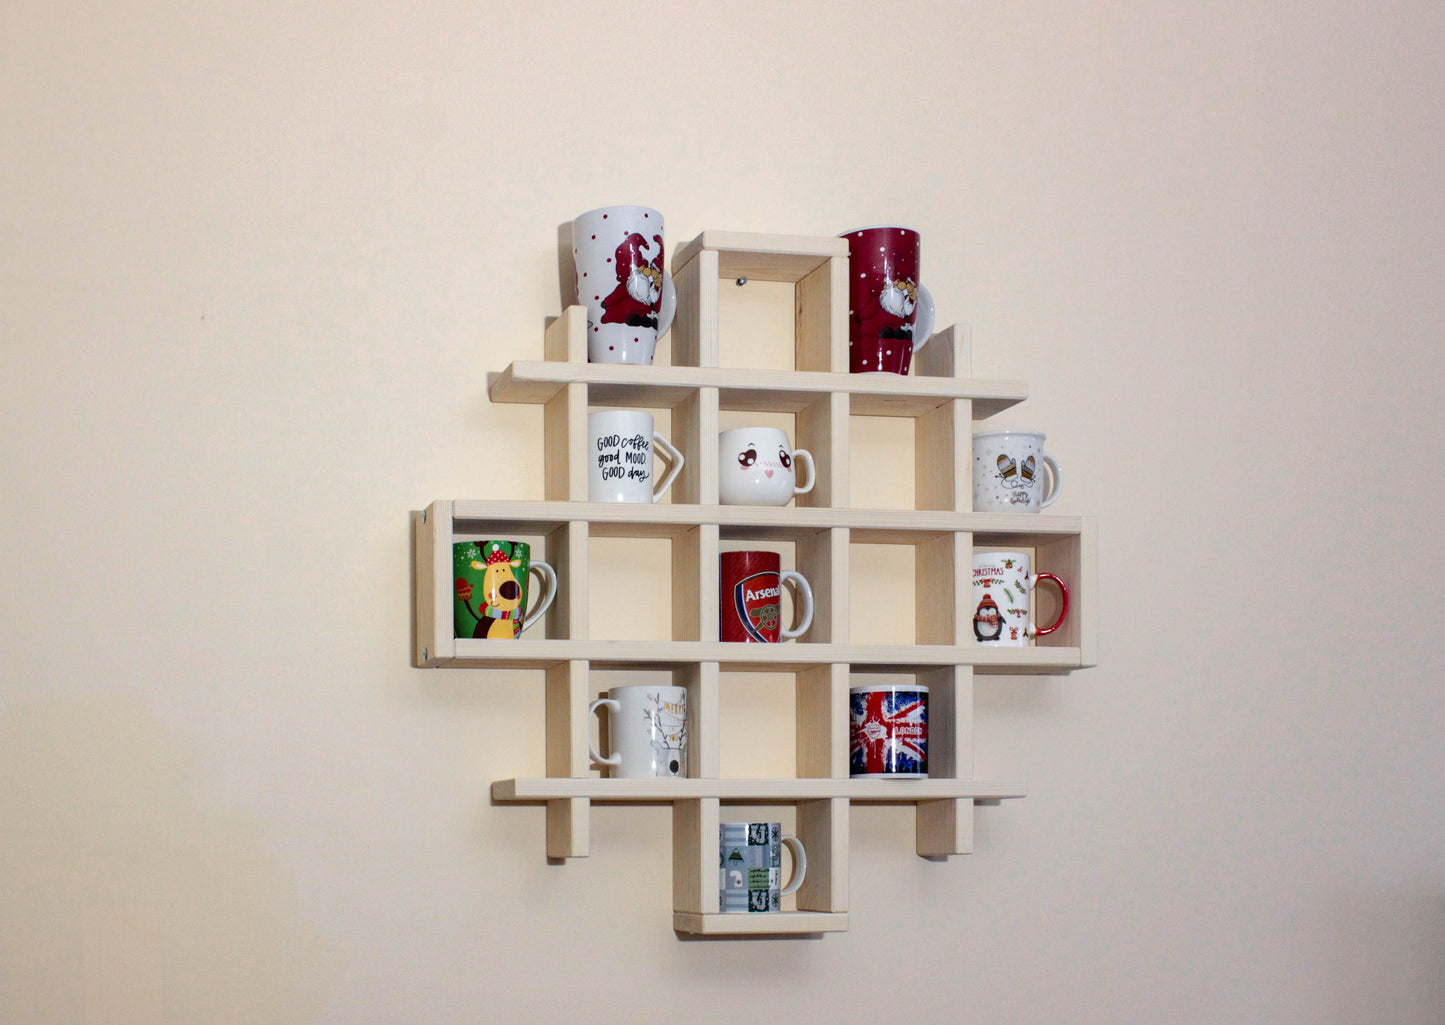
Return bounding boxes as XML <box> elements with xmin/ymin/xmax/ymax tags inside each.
<box><xmin>731</xmin><ymin>571</ymin><xmax>783</xmax><ymax>643</ymax></box>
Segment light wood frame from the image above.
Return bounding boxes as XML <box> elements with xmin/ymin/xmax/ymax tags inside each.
<box><xmin>412</xmin><ymin>231</ymin><xmax>1098</xmax><ymax>936</ymax></box>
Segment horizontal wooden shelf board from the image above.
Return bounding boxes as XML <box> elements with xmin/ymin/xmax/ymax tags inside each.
<box><xmin>433</xmin><ymin>639</ymin><xmax>1081</xmax><ymax>672</ymax></box>
<box><xmin>487</xmin><ymin>361</ymin><xmax>1027</xmax><ymax>418</ymax></box>
<box><xmin>673</xmin><ymin>911</ymin><xmax>850</xmax><ymax>936</ymax></box>
<box><xmin>443</xmin><ymin>499</ymin><xmax>1087</xmax><ymax>542</ymax></box>
<box><xmin>493</xmin><ymin>778</ymin><xmax>1027</xmax><ymax>801</ymax></box>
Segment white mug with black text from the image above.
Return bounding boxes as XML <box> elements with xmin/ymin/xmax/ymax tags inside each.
<box><xmin>587</xmin><ymin>410</ymin><xmax>684</xmax><ymax>503</ymax></box>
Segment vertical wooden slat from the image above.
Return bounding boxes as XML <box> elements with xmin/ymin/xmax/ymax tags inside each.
<box><xmin>796</xmin><ymin>797</ymin><xmax>848</xmax><ymax>912</ymax></box>
<box><xmin>672</xmin><ymin>797</ymin><xmax>720</xmax><ymax>914</ymax></box>
<box><xmin>545</xmin><ymin>660</ymin><xmax>590</xmax><ymax>859</ymax></box>
<box><xmin>916</xmin><ymin>664</ymin><xmax>975</xmax><ymax>857</ymax></box>
<box><xmin>681</xmin><ymin>661</ymin><xmax>720</xmax><ymax>779</ymax></box>
<box><xmin>544</xmin><ymin>381</ymin><xmax>587</xmax><ymax>502</ymax></box>
<box><xmin>795</xmin><ymin>254</ymin><xmax>846</xmax><ymax>373</ymax></box>
<box><xmin>544</xmin><ymin>520</ymin><xmax>588</xmax><ymax>641</ymax></box>
<box><xmin>796</xmin><ymin>391</ymin><xmax>848</xmax><ymax>510</ymax></box>
<box><xmin>671</xmin><ymin>249</ymin><xmax>719</xmax><ymax>368</ymax></box>
<box><xmin>797</xmin><ymin>526</ymin><xmax>848</xmax><ymax>645</ymax></box>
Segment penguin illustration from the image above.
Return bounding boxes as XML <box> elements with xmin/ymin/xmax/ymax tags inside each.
<box><xmin>973</xmin><ymin>592</ymin><xmax>1004</xmax><ymax>642</ymax></box>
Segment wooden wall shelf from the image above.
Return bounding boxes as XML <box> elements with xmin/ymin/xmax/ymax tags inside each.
<box><xmin>410</xmin><ymin>230</ymin><xmax>1098</xmax><ymax>936</ymax></box>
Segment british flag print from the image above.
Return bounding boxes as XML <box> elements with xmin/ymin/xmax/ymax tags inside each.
<box><xmin>849</xmin><ymin>688</ymin><xmax>928</xmax><ymax>777</ymax></box>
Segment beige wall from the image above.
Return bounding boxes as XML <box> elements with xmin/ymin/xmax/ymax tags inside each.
<box><xmin>4</xmin><ymin>2</ymin><xmax>1444</xmax><ymax>1022</ymax></box>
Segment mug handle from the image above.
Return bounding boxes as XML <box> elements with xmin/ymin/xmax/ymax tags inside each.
<box><xmin>587</xmin><ymin>698</ymin><xmax>621</xmax><ymax>767</ymax></box>
<box><xmin>778</xmin><ymin>570</ymin><xmax>814</xmax><ymax>639</ymax></box>
<box><xmin>910</xmin><ymin>283</ymin><xmax>936</xmax><ymax>356</ymax></box>
<box><xmin>1029</xmin><ymin>572</ymin><xmax>1070</xmax><ymax>636</ymax></box>
<box><xmin>791</xmin><ymin>448</ymin><xmax>815</xmax><ymax>495</ymax></box>
<box><xmin>651</xmin><ymin>431</ymin><xmax>685</xmax><ymax>502</ymax></box>
<box><xmin>1040</xmin><ymin>454</ymin><xmax>1063</xmax><ymax>509</ymax></box>
<box><xmin>521</xmin><ymin>561</ymin><xmax>558</xmax><ymax>633</ymax></box>
<box><xmin>656</xmin><ymin>272</ymin><xmax>677</xmax><ymax>338</ymax></box>
<box><xmin>779</xmin><ymin>835</ymin><xmax>808</xmax><ymax>897</ymax></box>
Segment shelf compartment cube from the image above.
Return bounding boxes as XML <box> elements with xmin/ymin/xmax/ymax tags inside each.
<box><xmin>413</xmin><ymin>502</ymin><xmax>587</xmax><ymax>666</ymax></box>
<box><xmin>970</xmin><ymin>516</ymin><xmax>1098</xmax><ymax>667</ymax></box>
<box><xmin>671</xmin><ymin>231</ymin><xmax>849</xmax><ymax>373</ymax></box>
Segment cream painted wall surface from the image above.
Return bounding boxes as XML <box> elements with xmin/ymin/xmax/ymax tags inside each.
<box><xmin>3</xmin><ymin>2</ymin><xmax>1443</xmax><ymax>1022</ymax></box>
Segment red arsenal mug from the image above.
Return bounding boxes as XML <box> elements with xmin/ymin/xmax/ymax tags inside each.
<box><xmin>718</xmin><ymin>551</ymin><xmax>814</xmax><ymax>643</ymax></box>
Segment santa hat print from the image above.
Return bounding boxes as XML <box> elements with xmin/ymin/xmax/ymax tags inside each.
<box><xmin>612</xmin><ymin>232</ymin><xmax>660</xmax><ymax>278</ymax></box>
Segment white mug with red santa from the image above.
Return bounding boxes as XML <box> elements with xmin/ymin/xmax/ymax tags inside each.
<box><xmin>572</xmin><ymin>205</ymin><xmax>677</xmax><ymax>365</ymax></box>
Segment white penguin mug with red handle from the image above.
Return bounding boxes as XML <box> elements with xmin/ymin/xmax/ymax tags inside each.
<box><xmin>971</xmin><ymin>550</ymin><xmax>1069</xmax><ymax>646</ymax></box>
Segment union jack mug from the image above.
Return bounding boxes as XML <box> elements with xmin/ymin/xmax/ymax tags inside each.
<box><xmin>849</xmin><ymin>684</ymin><xmax>929</xmax><ymax>778</ymax></box>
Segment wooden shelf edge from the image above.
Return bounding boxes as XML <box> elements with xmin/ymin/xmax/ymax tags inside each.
<box><xmin>493</xmin><ymin>777</ymin><xmax>1027</xmax><ymax>802</ymax></box>
<box><xmin>673</xmin><ymin>911</ymin><xmax>849</xmax><ymax>936</ymax></box>
<box><xmin>440</xmin><ymin>639</ymin><xmax>1082</xmax><ymax>672</ymax></box>
<box><xmin>444</xmin><ymin>499</ymin><xmax>1089</xmax><ymax>538</ymax></box>
<box><xmin>487</xmin><ymin>360</ymin><xmax>1027</xmax><ymax>416</ymax></box>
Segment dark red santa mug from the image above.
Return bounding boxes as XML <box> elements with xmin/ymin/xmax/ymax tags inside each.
<box><xmin>843</xmin><ymin>226</ymin><xmax>936</xmax><ymax>375</ymax></box>
<box><xmin>719</xmin><ymin>551</ymin><xmax>814</xmax><ymax>643</ymax></box>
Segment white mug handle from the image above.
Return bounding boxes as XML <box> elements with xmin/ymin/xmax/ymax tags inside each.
<box><xmin>791</xmin><ymin>448</ymin><xmax>815</xmax><ymax>495</ymax></box>
<box><xmin>587</xmin><ymin>698</ymin><xmax>621</xmax><ymax>767</ymax></box>
<box><xmin>778</xmin><ymin>570</ymin><xmax>814</xmax><ymax>639</ymax></box>
<box><xmin>910</xmin><ymin>283</ymin><xmax>935</xmax><ymax>356</ymax></box>
<box><xmin>656</xmin><ymin>272</ymin><xmax>677</xmax><ymax>338</ymax></box>
<box><xmin>779</xmin><ymin>835</ymin><xmax>808</xmax><ymax>897</ymax></box>
<box><xmin>521</xmin><ymin>561</ymin><xmax>557</xmax><ymax>633</ymax></box>
<box><xmin>1040</xmin><ymin>454</ymin><xmax>1063</xmax><ymax>509</ymax></box>
<box><xmin>651</xmin><ymin>431</ymin><xmax>684</xmax><ymax>502</ymax></box>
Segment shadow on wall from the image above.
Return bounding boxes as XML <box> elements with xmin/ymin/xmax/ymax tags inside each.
<box><xmin>0</xmin><ymin>698</ymin><xmax>334</xmax><ymax>1024</ymax></box>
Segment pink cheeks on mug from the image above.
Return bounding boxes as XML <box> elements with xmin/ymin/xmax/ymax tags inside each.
<box><xmin>718</xmin><ymin>427</ymin><xmax>815</xmax><ymax>506</ymax></box>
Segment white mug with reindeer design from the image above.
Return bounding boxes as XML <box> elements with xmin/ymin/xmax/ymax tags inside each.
<box><xmin>718</xmin><ymin>427</ymin><xmax>816</xmax><ymax>506</ymax></box>
<box><xmin>588</xmin><ymin>685</ymin><xmax>688</xmax><ymax>779</ymax></box>
<box><xmin>972</xmin><ymin>430</ymin><xmax>1062</xmax><ymax>513</ymax></box>
<box><xmin>572</xmin><ymin>205</ymin><xmax>677</xmax><ymax>366</ymax></box>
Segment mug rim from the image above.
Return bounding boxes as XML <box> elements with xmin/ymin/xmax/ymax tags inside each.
<box><xmin>459</xmin><ymin>539</ymin><xmax>530</xmax><ymax>552</ymax></box>
<box><xmin>588</xmin><ymin>408</ymin><xmax>653</xmax><ymax>424</ymax></box>
<box><xmin>973</xmin><ymin>550</ymin><xmax>1029</xmax><ymax>562</ymax></box>
<box><xmin>606</xmin><ymin>684</ymin><xmax>688</xmax><ymax>697</ymax></box>
<box><xmin>719</xmin><ymin>426</ymin><xmax>791</xmax><ymax>440</ymax></box>
<box><xmin>573</xmin><ymin>204</ymin><xmax>663</xmax><ymax>223</ymax></box>
<box><xmin>840</xmin><ymin>224</ymin><xmax>920</xmax><ymax>236</ymax></box>
<box><xmin>849</xmin><ymin>683</ymin><xmax>930</xmax><ymax>694</ymax></box>
<box><xmin>973</xmin><ymin>429</ymin><xmax>1047</xmax><ymax>441</ymax></box>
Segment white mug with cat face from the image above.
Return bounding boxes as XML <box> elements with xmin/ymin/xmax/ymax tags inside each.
<box><xmin>718</xmin><ymin>427</ymin><xmax>815</xmax><ymax>506</ymax></box>
<box><xmin>572</xmin><ymin>205</ymin><xmax>677</xmax><ymax>365</ymax></box>
<box><xmin>587</xmin><ymin>410</ymin><xmax>684</xmax><ymax>503</ymax></box>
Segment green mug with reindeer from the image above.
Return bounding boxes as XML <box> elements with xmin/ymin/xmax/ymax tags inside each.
<box><xmin>453</xmin><ymin>540</ymin><xmax>558</xmax><ymax>639</ymax></box>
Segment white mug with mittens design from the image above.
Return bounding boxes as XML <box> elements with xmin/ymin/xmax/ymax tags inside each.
<box><xmin>972</xmin><ymin>430</ymin><xmax>1062</xmax><ymax>513</ymax></box>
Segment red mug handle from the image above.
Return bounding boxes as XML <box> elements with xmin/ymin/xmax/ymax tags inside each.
<box><xmin>1030</xmin><ymin>573</ymin><xmax>1070</xmax><ymax>636</ymax></box>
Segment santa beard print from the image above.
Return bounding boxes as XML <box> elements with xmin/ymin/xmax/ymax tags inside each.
<box><xmin>878</xmin><ymin>278</ymin><xmax>917</xmax><ymax>323</ymax></box>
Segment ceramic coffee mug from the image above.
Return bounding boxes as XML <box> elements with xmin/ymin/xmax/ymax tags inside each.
<box><xmin>587</xmin><ymin>410</ymin><xmax>684</xmax><ymax>503</ymax></box>
<box><xmin>849</xmin><ymin>684</ymin><xmax>929</xmax><ymax>778</ymax></box>
<box><xmin>719</xmin><ymin>550</ymin><xmax>814</xmax><ymax>643</ymax></box>
<box><xmin>452</xmin><ymin>540</ymin><xmax>557</xmax><ymax>640</ymax></box>
<box><xmin>572</xmin><ymin>205</ymin><xmax>677</xmax><ymax>365</ymax></box>
<box><xmin>587</xmin><ymin>685</ymin><xmax>688</xmax><ymax>779</ymax></box>
<box><xmin>972</xmin><ymin>430</ymin><xmax>1062</xmax><ymax>513</ymax></box>
<box><xmin>843</xmin><ymin>225</ymin><xmax>936</xmax><ymax>375</ymax></box>
<box><xmin>972</xmin><ymin>551</ymin><xmax>1069</xmax><ymax>646</ymax></box>
<box><xmin>718</xmin><ymin>427</ymin><xmax>815</xmax><ymax>506</ymax></box>
<box><xmin>719</xmin><ymin>822</ymin><xmax>807</xmax><ymax>913</ymax></box>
